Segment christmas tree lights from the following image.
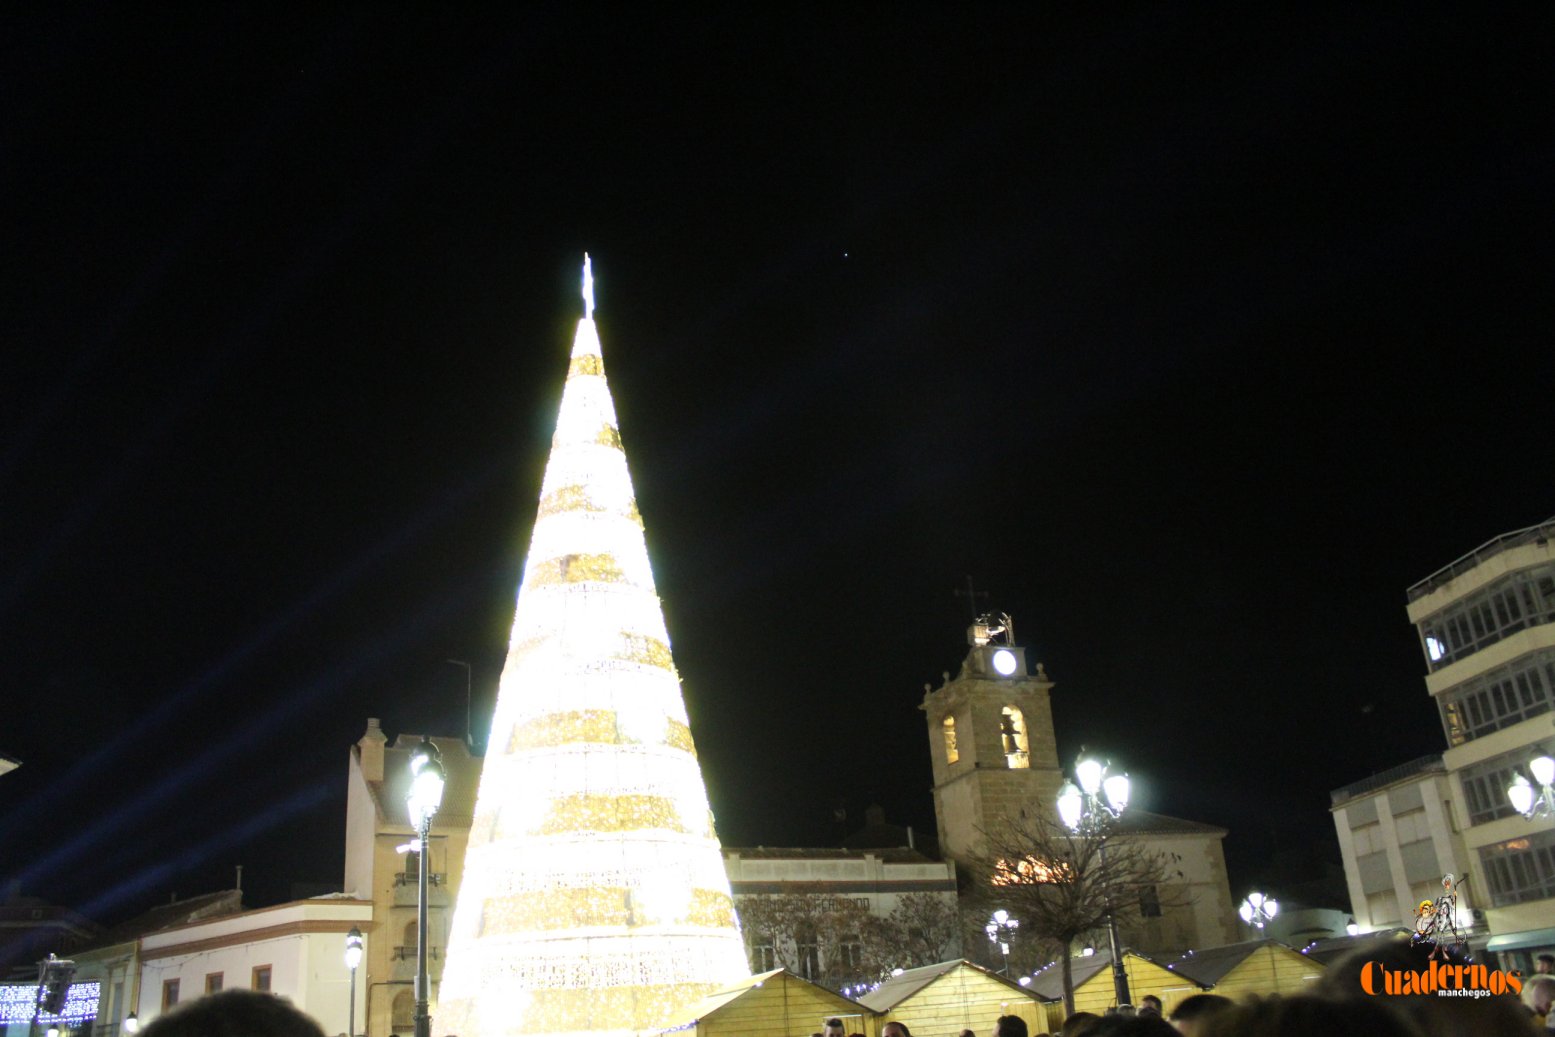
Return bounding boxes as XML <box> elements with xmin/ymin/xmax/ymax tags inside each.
<box><xmin>437</xmin><ymin>257</ymin><xmax>749</xmax><ymax>1036</ymax></box>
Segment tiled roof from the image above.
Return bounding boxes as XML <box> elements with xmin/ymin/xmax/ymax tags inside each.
<box><xmin>723</xmin><ymin>846</ymin><xmax>940</xmax><ymax>863</ymax></box>
<box><xmin>97</xmin><ymin>890</ymin><xmax>243</xmax><ymax>945</ymax></box>
<box><xmin>859</xmin><ymin>958</ymin><xmax>1031</xmax><ymax>1011</ymax></box>
<box><xmin>1024</xmin><ymin>949</ymin><xmax>1184</xmax><ymax>1002</ymax></box>
<box><xmin>1023</xmin><ymin>953</ymin><xmax>1111</xmax><ymax>1001</ymax></box>
<box><xmin>1111</xmin><ymin>810</ymin><xmax>1227</xmax><ymax>837</ymax></box>
<box><xmin>1163</xmin><ymin>939</ymin><xmax>1287</xmax><ymax>985</ymax></box>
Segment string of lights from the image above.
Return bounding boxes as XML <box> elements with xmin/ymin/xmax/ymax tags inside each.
<box><xmin>436</xmin><ymin>263</ymin><xmax>748</xmax><ymax>1036</ymax></box>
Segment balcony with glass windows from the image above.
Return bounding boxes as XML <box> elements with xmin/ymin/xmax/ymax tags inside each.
<box><xmin>1417</xmin><ymin>564</ymin><xmax>1555</xmax><ymax>674</ymax></box>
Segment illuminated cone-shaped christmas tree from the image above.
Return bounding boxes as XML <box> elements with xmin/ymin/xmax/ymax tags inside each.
<box><xmin>438</xmin><ymin>257</ymin><xmax>749</xmax><ymax>1037</ymax></box>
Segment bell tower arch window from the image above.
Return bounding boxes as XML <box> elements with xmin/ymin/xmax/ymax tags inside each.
<box><xmin>1001</xmin><ymin>706</ymin><xmax>1030</xmax><ymax>769</ymax></box>
<box><xmin>942</xmin><ymin>715</ymin><xmax>959</xmax><ymax>764</ymax></box>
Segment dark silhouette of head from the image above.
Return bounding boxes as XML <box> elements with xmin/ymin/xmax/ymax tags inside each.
<box><xmin>994</xmin><ymin>1016</ymin><xmax>1028</xmax><ymax>1037</ymax></box>
<box><xmin>140</xmin><ymin>991</ymin><xmax>326</xmax><ymax>1037</ymax></box>
<box><xmin>1166</xmin><ymin>993</ymin><xmax>1234</xmax><ymax>1036</ymax></box>
<box><xmin>1059</xmin><ymin>1012</ymin><xmax>1101</xmax><ymax>1037</ymax></box>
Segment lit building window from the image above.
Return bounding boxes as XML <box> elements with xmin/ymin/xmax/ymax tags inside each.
<box><xmin>942</xmin><ymin>715</ymin><xmax>959</xmax><ymax>764</ymax></box>
<box><xmin>1419</xmin><ymin>566</ymin><xmax>1555</xmax><ymax>670</ymax></box>
<box><xmin>250</xmin><ymin>966</ymin><xmax>270</xmax><ymax>993</ymax></box>
<box><xmin>161</xmin><ymin>980</ymin><xmax>179</xmax><ymax>1011</ymax></box>
<box><xmin>1438</xmin><ymin>651</ymin><xmax>1555</xmax><ymax>746</ymax></box>
<box><xmin>1481</xmin><ymin>828</ymin><xmax>1555</xmax><ymax>907</ymax></box>
<box><xmin>1461</xmin><ymin>756</ymin><xmax>1525</xmax><ymax>825</ymax></box>
<box><xmin>204</xmin><ymin>973</ymin><xmax>222</xmax><ymax>995</ymax></box>
<box><xmin>1001</xmin><ymin>707</ymin><xmax>1030</xmax><ymax>769</ymax></box>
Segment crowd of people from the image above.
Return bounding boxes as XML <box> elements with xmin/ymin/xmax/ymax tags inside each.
<box><xmin>816</xmin><ymin>941</ymin><xmax>1555</xmax><ymax>1037</ymax></box>
<box><xmin>135</xmin><ymin>942</ymin><xmax>1554</xmax><ymax>1037</ymax></box>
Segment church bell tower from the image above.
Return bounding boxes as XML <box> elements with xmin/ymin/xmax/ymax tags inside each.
<box><xmin>920</xmin><ymin>613</ymin><xmax>1063</xmax><ymax>867</ymax></box>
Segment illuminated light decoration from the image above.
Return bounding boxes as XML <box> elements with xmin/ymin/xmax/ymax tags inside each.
<box><xmin>0</xmin><ymin>983</ymin><xmax>101</xmax><ymax>1025</ymax></box>
<box><xmin>439</xmin><ymin>259</ymin><xmax>748</xmax><ymax>1037</ymax></box>
<box><xmin>992</xmin><ymin>855</ymin><xmax>1071</xmax><ymax>886</ymax></box>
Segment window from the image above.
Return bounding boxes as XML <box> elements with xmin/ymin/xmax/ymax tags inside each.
<box><xmin>162</xmin><ymin>980</ymin><xmax>179</xmax><ymax>1011</ymax></box>
<box><xmin>1365</xmin><ymin>889</ymin><xmax>1399</xmax><ymax>927</ymax></box>
<box><xmin>251</xmin><ymin>966</ymin><xmax>271</xmax><ymax>993</ymax></box>
<box><xmin>391</xmin><ymin>990</ymin><xmax>414</xmax><ymax>1035</ymax></box>
<box><xmin>1438</xmin><ymin>651</ymin><xmax>1555</xmax><ymax>745</ymax></box>
<box><xmin>1139</xmin><ymin>886</ymin><xmax>1162</xmax><ymax>918</ymax></box>
<box><xmin>1418</xmin><ymin>564</ymin><xmax>1555</xmax><ymax>670</ymax></box>
<box><xmin>839</xmin><ymin>934</ymin><xmax>864</xmax><ymax>971</ymax></box>
<box><xmin>1001</xmin><ymin>707</ymin><xmax>1030</xmax><ymax>769</ymax></box>
<box><xmin>1393</xmin><ymin>809</ymin><xmax>1429</xmax><ymax>845</ymax></box>
<box><xmin>942</xmin><ymin>715</ymin><xmax>959</xmax><ymax>765</ymax></box>
<box><xmin>749</xmin><ymin>936</ymin><xmax>776</xmax><ymax>973</ymax></box>
<box><xmin>796</xmin><ymin>928</ymin><xmax>820</xmax><ymax>981</ymax></box>
<box><xmin>1481</xmin><ymin>828</ymin><xmax>1555</xmax><ymax>907</ymax></box>
<box><xmin>204</xmin><ymin>973</ymin><xmax>223</xmax><ymax>995</ymax></box>
<box><xmin>1350</xmin><ymin>822</ymin><xmax>1381</xmax><ymax>857</ymax></box>
<box><xmin>400</xmin><ymin>919</ymin><xmax>419</xmax><ymax>961</ymax></box>
<box><xmin>1459</xmin><ymin>756</ymin><xmax>1525</xmax><ymax>825</ymax></box>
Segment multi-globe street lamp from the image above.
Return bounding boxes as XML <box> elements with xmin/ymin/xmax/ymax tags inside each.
<box><xmin>1238</xmin><ymin>892</ymin><xmax>1279</xmax><ymax>931</ymax></box>
<box><xmin>1507</xmin><ymin>755</ymin><xmax>1555</xmax><ymax>820</ymax></box>
<box><xmin>407</xmin><ymin>738</ymin><xmax>446</xmax><ymax>1037</ymax></box>
<box><xmin>1057</xmin><ymin>753</ymin><xmax>1132</xmax><ymax>1010</ymax></box>
<box><xmin>985</xmin><ymin>909</ymin><xmax>1019</xmax><ymax>975</ymax></box>
<box><xmin>344</xmin><ymin>926</ymin><xmax>363</xmax><ymax>1037</ymax></box>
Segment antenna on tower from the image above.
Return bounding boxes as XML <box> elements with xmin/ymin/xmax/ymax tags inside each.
<box><xmin>582</xmin><ymin>253</ymin><xmax>595</xmax><ymax>319</ymax></box>
<box><xmin>954</xmin><ymin>575</ymin><xmax>988</xmax><ymax>621</ymax></box>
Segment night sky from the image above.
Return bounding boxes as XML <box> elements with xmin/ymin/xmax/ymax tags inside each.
<box><xmin>2</xmin><ymin>8</ymin><xmax>1552</xmax><ymax>928</ymax></box>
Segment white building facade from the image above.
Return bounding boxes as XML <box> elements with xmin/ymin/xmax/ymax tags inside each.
<box><xmin>1329</xmin><ymin>756</ymin><xmax>1475</xmax><ymax>934</ymax></box>
<box><xmin>723</xmin><ymin>847</ymin><xmax>959</xmax><ymax>987</ymax></box>
<box><xmin>1408</xmin><ymin>517</ymin><xmax>1555</xmax><ymax>967</ymax></box>
<box><xmin>135</xmin><ymin>897</ymin><xmax>372</xmax><ymax>1033</ymax></box>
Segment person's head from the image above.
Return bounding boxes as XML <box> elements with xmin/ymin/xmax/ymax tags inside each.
<box><xmin>959</xmin><ymin>1030</ymin><xmax>976</xmax><ymax>1037</ymax></box>
<box><xmin>1524</xmin><ymin>974</ymin><xmax>1555</xmax><ymax>1015</ymax></box>
<box><xmin>1078</xmin><ymin>1016</ymin><xmax>1176</xmax><ymax>1037</ymax></box>
<box><xmin>1059</xmin><ymin>1012</ymin><xmax>1101</xmax><ymax>1037</ymax></box>
<box><xmin>1538</xmin><ymin>953</ymin><xmax>1555</xmax><ymax>974</ymax></box>
<box><xmin>994</xmin><ymin>1016</ymin><xmax>1028</xmax><ymax>1037</ymax></box>
<box><xmin>1166</xmin><ymin>993</ymin><xmax>1233</xmax><ymax>1037</ymax></box>
<box><xmin>882</xmin><ymin>1023</ymin><xmax>913</xmax><ymax>1037</ymax></box>
<box><xmin>1137</xmin><ymin>994</ymin><xmax>1162</xmax><ymax>1016</ymax></box>
<box><xmin>823</xmin><ymin>1019</ymin><xmax>846</xmax><ymax>1037</ymax></box>
<box><xmin>1192</xmin><ymin>994</ymin><xmax>1417</xmax><ymax>1037</ymax></box>
<box><xmin>140</xmin><ymin>991</ymin><xmax>325</xmax><ymax>1037</ymax></box>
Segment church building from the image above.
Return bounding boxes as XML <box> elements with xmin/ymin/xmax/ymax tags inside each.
<box><xmin>922</xmin><ymin>615</ymin><xmax>1239</xmax><ymax>953</ymax></box>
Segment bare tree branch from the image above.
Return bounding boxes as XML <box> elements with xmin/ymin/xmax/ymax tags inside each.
<box><xmin>965</xmin><ymin>810</ymin><xmax>1190</xmax><ymax>1015</ymax></box>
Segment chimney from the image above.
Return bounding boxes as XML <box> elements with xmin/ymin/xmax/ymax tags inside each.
<box><xmin>359</xmin><ymin>718</ymin><xmax>388</xmax><ymax>782</ymax></box>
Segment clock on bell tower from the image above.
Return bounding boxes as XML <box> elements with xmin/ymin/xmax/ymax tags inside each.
<box><xmin>920</xmin><ymin>612</ymin><xmax>1064</xmax><ymax>868</ymax></box>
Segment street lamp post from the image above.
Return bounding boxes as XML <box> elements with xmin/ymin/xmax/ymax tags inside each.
<box><xmin>1238</xmin><ymin>892</ymin><xmax>1279</xmax><ymax>932</ymax></box>
<box><xmin>985</xmin><ymin>909</ymin><xmax>1019</xmax><ymax>975</ymax></box>
<box><xmin>1507</xmin><ymin>755</ymin><xmax>1555</xmax><ymax>820</ymax></box>
<box><xmin>344</xmin><ymin>926</ymin><xmax>363</xmax><ymax>1037</ymax></box>
<box><xmin>407</xmin><ymin>738</ymin><xmax>446</xmax><ymax>1037</ymax></box>
<box><xmin>1057</xmin><ymin>753</ymin><xmax>1132</xmax><ymax>1010</ymax></box>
